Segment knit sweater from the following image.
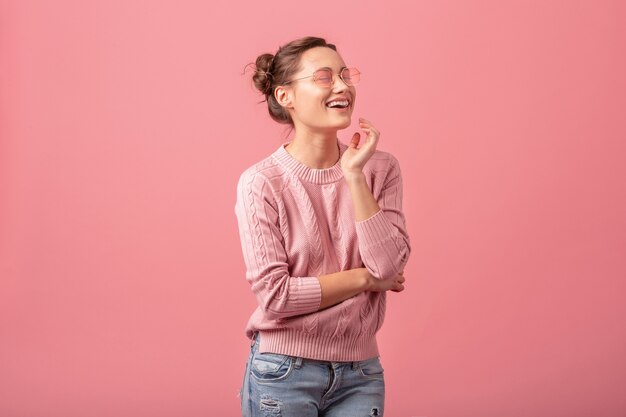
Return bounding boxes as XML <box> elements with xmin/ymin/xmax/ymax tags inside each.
<box><xmin>234</xmin><ymin>139</ymin><xmax>411</xmax><ymax>361</ymax></box>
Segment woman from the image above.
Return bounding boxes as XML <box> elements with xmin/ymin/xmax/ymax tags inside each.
<box><xmin>235</xmin><ymin>36</ymin><xmax>411</xmax><ymax>417</ymax></box>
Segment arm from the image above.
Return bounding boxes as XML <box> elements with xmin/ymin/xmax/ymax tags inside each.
<box><xmin>346</xmin><ymin>155</ymin><xmax>411</xmax><ymax>280</ymax></box>
<box><xmin>318</xmin><ymin>269</ymin><xmax>368</xmax><ymax>310</ymax></box>
<box><xmin>235</xmin><ymin>171</ymin><xmax>386</xmax><ymax>319</ymax></box>
<box><xmin>344</xmin><ymin>172</ymin><xmax>380</xmax><ymax>221</ymax></box>
<box><xmin>235</xmin><ymin>171</ymin><xmax>320</xmax><ymax>320</ymax></box>
<box><xmin>319</xmin><ymin>268</ymin><xmax>405</xmax><ymax>310</ymax></box>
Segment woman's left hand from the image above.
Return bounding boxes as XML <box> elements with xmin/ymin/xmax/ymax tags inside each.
<box><xmin>340</xmin><ymin>117</ymin><xmax>380</xmax><ymax>177</ymax></box>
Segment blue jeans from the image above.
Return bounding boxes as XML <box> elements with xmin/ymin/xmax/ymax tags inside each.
<box><xmin>240</xmin><ymin>332</ymin><xmax>385</xmax><ymax>416</ymax></box>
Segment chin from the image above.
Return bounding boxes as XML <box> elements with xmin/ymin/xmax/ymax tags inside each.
<box><xmin>330</xmin><ymin>114</ymin><xmax>352</xmax><ymax>127</ymax></box>
<box><xmin>335</xmin><ymin>119</ymin><xmax>352</xmax><ymax>130</ymax></box>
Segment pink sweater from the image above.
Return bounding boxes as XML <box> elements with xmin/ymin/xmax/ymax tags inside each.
<box><xmin>234</xmin><ymin>140</ymin><xmax>411</xmax><ymax>361</ymax></box>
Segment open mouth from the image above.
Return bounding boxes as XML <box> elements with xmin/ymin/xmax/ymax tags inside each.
<box><xmin>325</xmin><ymin>99</ymin><xmax>351</xmax><ymax>110</ymax></box>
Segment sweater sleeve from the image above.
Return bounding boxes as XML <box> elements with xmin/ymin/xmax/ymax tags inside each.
<box><xmin>235</xmin><ymin>169</ymin><xmax>322</xmax><ymax>320</ymax></box>
<box><xmin>354</xmin><ymin>155</ymin><xmax>411</xmax><ymax>280</ymax></box>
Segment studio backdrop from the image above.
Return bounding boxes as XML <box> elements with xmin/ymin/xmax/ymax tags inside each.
<box><xmin>1</xmin><ymin>1</ymin><xmax>625</xmax><ymax>416</ymax></box>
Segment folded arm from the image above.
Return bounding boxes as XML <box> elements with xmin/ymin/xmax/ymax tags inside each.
<box><xmin>235</xmin><ymin>170</ymin><xmax>379</xmax><ymax>320</ymax></box>
<box><xmin>346</xmin><ymin>155</ymin><xmax>411</xmax><ymax>280</ymax></box>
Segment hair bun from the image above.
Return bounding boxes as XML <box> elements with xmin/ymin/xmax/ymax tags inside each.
<box><xmin>252</xmin><ymin>53</ymin><xmax>275</xmax><ymax>95</ymax></box>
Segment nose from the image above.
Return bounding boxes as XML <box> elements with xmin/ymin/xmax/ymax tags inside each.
<box><xmin>331</xmin><ymin>73</ymin><xmax>349</xmax><ymax>91</ymax></box>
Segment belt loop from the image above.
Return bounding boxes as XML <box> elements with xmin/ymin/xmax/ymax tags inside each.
<box><xmin>294</xmin><ymin>356</ymin><xmax>303</xmax><ymax>369</ymax></box>
<box><xmin>352</xmin><ymin>361</ymin><xmax>359</xmax><ymax>371</ymax></box>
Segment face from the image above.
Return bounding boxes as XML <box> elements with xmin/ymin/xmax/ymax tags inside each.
<box><xmin>274</xmin><ymin>46</ymin><xmax>356</xmax><ymax>133</ymax></box>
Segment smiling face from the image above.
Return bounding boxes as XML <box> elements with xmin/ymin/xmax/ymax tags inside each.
<box><xmin>274</xmin><ymin>46</ymin><xmax>356</xmax><ymax>134</ymax></box>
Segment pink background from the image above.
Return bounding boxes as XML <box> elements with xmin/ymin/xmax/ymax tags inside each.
<box><xmin>1</xmin><ymin>0</ymin><xmax>625</xmax><ymax>416</ymax></box>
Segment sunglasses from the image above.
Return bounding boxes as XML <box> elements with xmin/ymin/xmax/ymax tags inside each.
<box><xmin>282</xmin><ymin>67</ymin><xmax>361</xmax><ymax>88</ymax></box>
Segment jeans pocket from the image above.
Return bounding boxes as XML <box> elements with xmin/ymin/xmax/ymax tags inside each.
<box><xmin>251</xmin><ymin>351</ymin><xmax>294</xmax><ymax>382</ymax></box>
<box><xmin>357</xmin><ymin>356</ymin><xmax>385</xmax><ymax>380</ymax></box>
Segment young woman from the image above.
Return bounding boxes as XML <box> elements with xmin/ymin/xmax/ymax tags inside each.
<box><xmin>235</xmin><ymin>36</ymin><xmax>411</xmax><ymax>417</ymax></box>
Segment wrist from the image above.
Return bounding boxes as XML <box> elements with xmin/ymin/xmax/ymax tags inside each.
<box><xmin>343</xmin><ymin>171</ymin><xmax>366</xmax><ymax>184</ymax></box>
<box><xmin>358</xmin><ymin>268</ymin><xmax>373</xmax><ymax>291</ymax></box>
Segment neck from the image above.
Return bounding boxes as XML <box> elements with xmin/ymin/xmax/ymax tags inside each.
<box><xmin>285</xmin><ymin>128</ymin><xmax>340</xmax><ymax>169</ymax></box>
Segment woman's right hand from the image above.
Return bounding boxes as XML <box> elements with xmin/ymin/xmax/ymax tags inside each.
<box><xmin>340</xmin><ymin>118</ymin><xmax>380</xmax><ymax>178</ymax></box>
<box><xmin>363</xmin><ymin>269</ymin><xmax>405</xmax><ymax>293</ymax></box>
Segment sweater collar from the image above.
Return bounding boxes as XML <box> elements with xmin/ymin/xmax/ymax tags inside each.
<box><xmin>272</xmin><ymin>140</ymin><xmax>348</xmax><ymax>184</ymax></box>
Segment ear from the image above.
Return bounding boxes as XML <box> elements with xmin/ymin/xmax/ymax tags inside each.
<box><xmin>274</xmin><ymin>85</ymin><xmax>294</xmax><ymax>110</ymax></box>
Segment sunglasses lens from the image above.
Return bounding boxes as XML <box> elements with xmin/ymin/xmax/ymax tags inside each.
<box><xmin>314</xmin><ymin>69</ymin><xmax>333</xmax><ymax>87</ymax></box>
<box><xmin>342</xmin><ymin>68</ymin><xmax>360</xmax><ymax>86</ymax></box>
<box><xmin>313</xmin><ymin>68</ymin><xmax>361</xmax><ymax>87</ymax></box>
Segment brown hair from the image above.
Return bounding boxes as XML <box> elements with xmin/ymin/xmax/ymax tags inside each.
<box><xmin>243</xmin><ymin>36</ymin><xmax>338</xmax><ymax>131</ymax></box>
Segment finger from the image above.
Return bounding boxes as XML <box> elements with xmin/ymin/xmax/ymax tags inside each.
<box><xmin>390</xmin><ymin>285</ymin><xmax>400</xmax><ymax>292</ymax></box>
<box><xmin>350</xmin><ymin>132</ymin><xmax>360</xmax><ymax>148</ymax></box>
<box><xmin>359</xmin><ymin>118</ymin><xmax>377</xmax><ymax>132</ymax></box>
<box><xmin>362</xmin><ymin>131</ymin><xmax>379</xmax><ymax>148</ymax></box>
<box><xmin>359</xmin><ymin>128</ymin><xmax>374</xmax><ymax>139</ymax></box>
<box><xmin>366</xmin><ymin>128</ymin><xmax>379</xmax><ymax>138</ymax></box>
<box><xmin>359</xmin><ymin>125</ymin><xmax>377</xmax><ymax>137</ymax></box>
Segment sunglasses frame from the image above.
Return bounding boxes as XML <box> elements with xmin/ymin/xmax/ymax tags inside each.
<box><xmin>282</xmin><ymin>67</ymin><xmax>360</xmax><ymax>88</ymax></box>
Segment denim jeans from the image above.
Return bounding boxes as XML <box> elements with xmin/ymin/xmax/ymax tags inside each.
<box><xmin>240</xmin><ymin>332</ymin><xmax>385</xmax><ymax>416</ymax></box>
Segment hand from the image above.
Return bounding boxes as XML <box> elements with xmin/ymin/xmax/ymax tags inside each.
<box><xmin>366</xmin><ymin>270</ymin><xmax>405</xmax><ymax>293</ymax></box>
<box><xmin>340</xmin><ymin>117</ymin><xmax>380</xmax><ymax>177</ymax></box>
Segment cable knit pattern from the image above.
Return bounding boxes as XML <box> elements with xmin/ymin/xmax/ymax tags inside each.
<box><xmin>325</xmin><ymin>185</ymin><xmax>347</xmax><ymax>270</ymax></box>
<box><xmin>288</xmin><ymin>174</ymin><xmax>324</xmax><ymax>278</ymax></box>
<box><xmin>234</xmin><ymin>140</ymin><xmax>411</xmax><ymax>361</ymax></box>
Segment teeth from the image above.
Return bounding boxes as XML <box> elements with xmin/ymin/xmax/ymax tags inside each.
<box><xmin>327</xmin><ymin>100</ymin><xmax>349</xmax><ymax>107</ymax></box>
